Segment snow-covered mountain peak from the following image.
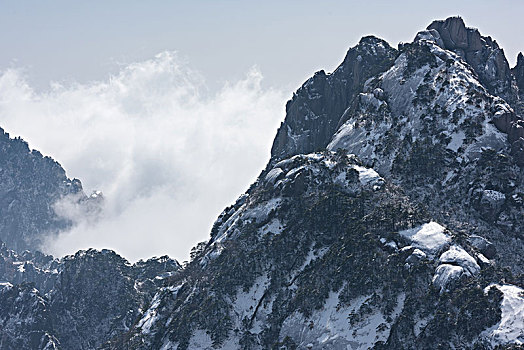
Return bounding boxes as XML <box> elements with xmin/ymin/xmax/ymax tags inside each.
<box><xmin>328</xmin><ymin>35</ymin><xmax>512</xmax><ymax>174</ymax></box>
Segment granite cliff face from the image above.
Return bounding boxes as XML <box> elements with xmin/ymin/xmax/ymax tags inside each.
<box><xmin>271</xmin><ymin>37</ymin><xmax>397</xmax><ymax>160</ymax></box>
<box><xmin>0</xmin><ymin>282</ymin><xmax>59</xmax><ymax>349</ymax></box>
<box><xmin>514</xmin><ymin>53</ymin><xmax>524</xmax><ymax>92</ymax></box>
<box><xmin>273</xmin><ymin>16</ymin><xmax>524</xmax><ymax>274</ymax></box>
<box><xmin>513</xmin><ymin>52</ymin><xmax>524</xmax><ymax>115</ymax></box>
<box><xmin>1</xmin><ymin>16</ymin><xmax>523</xmax><ymax>350</ymax></box>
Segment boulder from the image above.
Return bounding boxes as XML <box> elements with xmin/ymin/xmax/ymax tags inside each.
<box><xmin>492</xmin><ymin>106</ymin><xmax>516</xmax><ymax>133</ymax></box>
<box><xmin>468</xmin><ymin>235</ymin><xmax>497</xmax><ymax>259</ymax></box>
<box><xmin>413</xmin><ymin>29</ymin><xmax>445</xmax><ymax>48</ymax></box>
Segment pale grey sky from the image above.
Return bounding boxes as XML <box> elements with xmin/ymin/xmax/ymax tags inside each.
<box><xmin>0</xmin><ymin>1</ymin><xmax>522</xmax><ymax>262</ymax></box>
<box><xmin>1</xmin><ymin>1</ymin><xmax>522</xmax><ymax>92</ymax></box>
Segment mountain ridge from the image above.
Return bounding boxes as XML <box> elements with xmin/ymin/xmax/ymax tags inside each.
<box><xmin>0</xmin><ymin>15</ymin><xmax>523</xmax><ymax>350</ymax></box>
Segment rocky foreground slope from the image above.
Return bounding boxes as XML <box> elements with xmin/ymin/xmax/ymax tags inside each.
<box><xmin>1</xmin><ymin>16</ymin><xmax>523</xmax><ymax>350</ymax></box>
<box><xmin>110</xmin><ymin>152</ymin><xmax>523</xmax><ymax>349</ymax></box>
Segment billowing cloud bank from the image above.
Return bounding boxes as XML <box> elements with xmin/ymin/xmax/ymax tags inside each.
<box><xmin>0</xmin><ymin>52</ymin><xmax>286</xmax><ymax>262</ymax></box>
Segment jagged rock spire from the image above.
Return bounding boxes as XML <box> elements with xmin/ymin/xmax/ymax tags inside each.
<box><xmin>514</xmin><ymin>52</ymin><xmax>524</xmax><ymax>91</ymax></box>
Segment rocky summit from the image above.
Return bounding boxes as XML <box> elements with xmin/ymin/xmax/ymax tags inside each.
<box><xmin>0</xmin><ymin>16</ymin><xmax>523</xmax><ymax>350</ymax></box>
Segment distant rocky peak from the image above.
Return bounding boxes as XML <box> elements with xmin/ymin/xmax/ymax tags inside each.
<box><xmin>354</xmin><ymin>35</ymin><xmax>393</xmax><ymax>56</ymax></box>
<box><xmin>0</xmin><ymin>127</ymin><xmax>99</xmax><ymax>253</ymax></box>
<box><xmin>335</xmin><ymin>35</ymin><xmax>396</xmax><ymax>78</ymax></box>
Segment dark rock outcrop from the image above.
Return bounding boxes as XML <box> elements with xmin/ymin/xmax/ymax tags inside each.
<box><xmin>0</xmin><ymin>283</ymin><xmax>59</xmax><ymax>349</ymax></box>
<box><xmin>513</xmin><ymin>53</ymin><xmax>524</xmax><ymax>115</ymax></box>
<box><xmin>427</xmin><ymin>16</ymin><xmax>517</xmax><ymax>106</ymax></box>
<box><xmin>270</xmin><ymin>36</ymin><xmax>397</xmax><ymax>161</ymax></box>
<box><xmin>514</xmin><ymin>52</ymin><xmax>524</xmax><ymax>91</ymax></box>
<box><xmin>49</xmin><ymin>250</ymin><xmax>143</xmax><ymax>349</ymax></box>
<box><xmin>0</xmin><ymin>242</ymin><xmax>59</xmax><ymax>293</ymax></box>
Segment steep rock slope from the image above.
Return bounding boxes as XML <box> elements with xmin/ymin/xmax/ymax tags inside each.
<box><xmin>48</xmin><ymin>250</ymin><xmax>179</xmax><ymax>349</ymax></box>
<box><xmin>115</xmin><ymin>152</ymin><xmax>522</xmax><ymax>349</ymax></box>
<box><xmin>271</xmin><ymin>37</ymin><xmax>397</xmax><ymax>160</ymax></box>
<box><xmin>514</xmin><ymin>53</ymin><xmax>524</xmax><ymax>93</ymax></box>
<box><xmin>0</xmin><ymin>241</ymin><xmax>59</xmax><ymax>292</ymax></box>
<box><xmin>0</xmin><ymin>282</ymin><xmax>59</xmax><ymax>350</ymax></box>
<box><xmin>513</xmin><ymin>52</ymin><xmax>524</xmax><ymax>115</ymax></box>
<box><xmin>427</xmin><ymin>17</ymin><xmax>519</xmax><ymax>108</ymax></box>
<box><xmin>325</xmin><ymin>30</ymin><xmax>524</xmax><ymax>272</ymax></box>
<box><xmin>0</xmin><ymin>127</ymin><xmax>99</xmax><ymax>252</ymax></box>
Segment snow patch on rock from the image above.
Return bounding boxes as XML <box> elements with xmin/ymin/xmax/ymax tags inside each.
<box><xmin>233</xmin><ymin>274</ymin><xmax>269</xmax><ymax>322</ymax></box>
<box><xmin>447</xmin><ymin>130</ymin><xmax>465</xmax><ymax>152</ymax></box>
<box><xmin>399</xmin><ymin>222</ymin><xmax>450</xmax><ymax>253</ymax></box>
<box><xmin>481</xmin><ymin>284</ymin><xmax>524</xmax><ymax>346</ymax></box>
<box><xmin>243</xmin><ymin>198</ymin><xmax>281</xmax><ymax>222</ymax></box>
<box><xmin>258</xmin><ymin>218</ymin><xmax>284</xmax><ymax>236</ymax></box>
<box><xmin>138</xmin><ymin>292</ymin><xmax>162</xmax><ymax>334</ymax></box>
<box><xmin>279</xmin><ymin>290</ymin><xmax>405</xmax><ymax>349</ymax></box>
<box><xmin>353</xmin><ymin>165</ymin><xmax>384</xmax><ymax>189</ymax></box>
<box><xmin>483</xmin><ymin>189</ymin><xmax>506</xmax><ymax>202</ymax></box>
<box><xmin>432</xmin><ymin>245</ymin><xmax>481</xmax><ymax>291</ymax></box>
<box><xmin>187</xmin><ymin>329</ymin><xmax>213</xmax><ymax>349</ymax></box>
<box><xmin>265</xmin><ymin>168</ymin><xmax>284</xmax><ymax>184</ymax></box>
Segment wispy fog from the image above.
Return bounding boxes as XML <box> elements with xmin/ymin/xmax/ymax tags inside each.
<box><xmin>0</xmin><ymin>52</ymin><xmax>287</xmax><ymax>262</ymax></box>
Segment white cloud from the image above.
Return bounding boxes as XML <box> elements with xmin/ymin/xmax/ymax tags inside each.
<box><xmin>0</xmin><ymin>52</ymin><xmax>287</xmax><ymax>262</ymax></box>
